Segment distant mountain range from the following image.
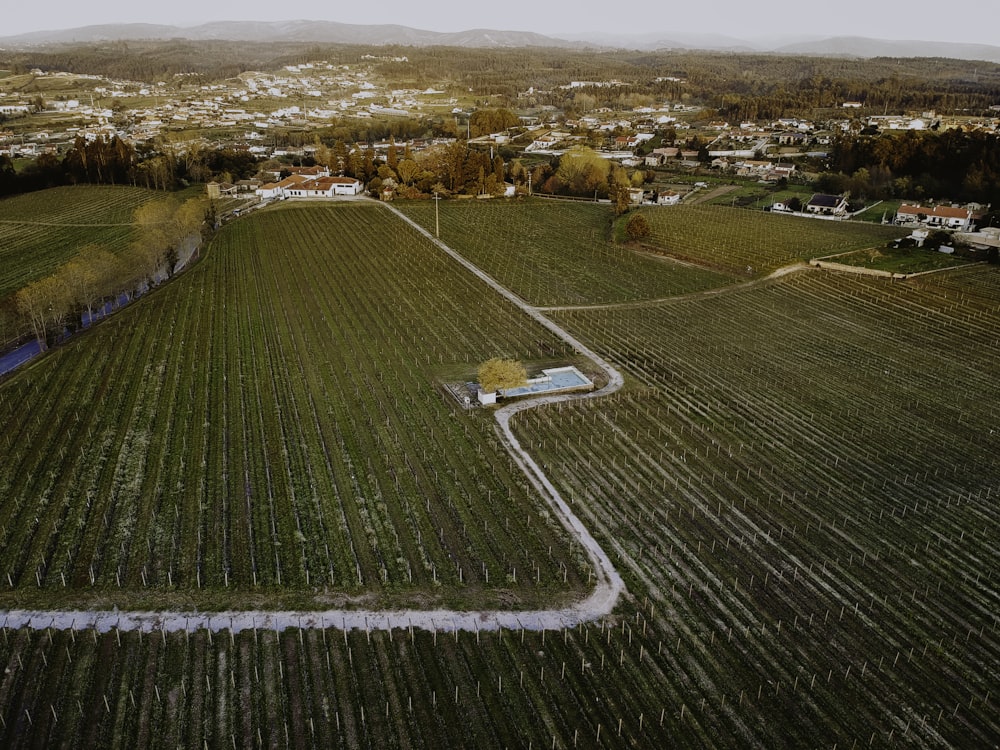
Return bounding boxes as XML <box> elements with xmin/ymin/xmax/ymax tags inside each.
<box><xmin>2</xmin><ymin>21</ymin><xmax>1000</xmax><ymax>63</ymax></box>
<box><xmin>0</xmin><ymin>20</ymin><xmax>575</xmax><ymax>49</ymax></box>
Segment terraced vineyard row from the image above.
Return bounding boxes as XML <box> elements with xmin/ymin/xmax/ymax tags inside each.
<box><xmin>397</xmin><ymin>199</ymin><xmax>737</xmax><ymax>305</ymax></box>
<box><xmin>0</xmin><ymin>203</ymin><xmax>587</xmax><ymax>610</ymax></box>
<box><xmin>638</xmin><ymin>205</ymin><xmax>905</xmax><ymax>276</ymax></box>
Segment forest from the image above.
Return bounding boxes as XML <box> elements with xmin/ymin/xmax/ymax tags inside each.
<box><xmin>820</xmin><ymin>128</ymin><xmax>1000</xmax><ymax>205</ymax></box>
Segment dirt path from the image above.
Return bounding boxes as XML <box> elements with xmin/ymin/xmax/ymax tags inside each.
<box><xmin>687</xmin><ymin>184</ymin><xmax>739</xmax><ymax>205</ymax></box>
<box><xmin>0</xmin><ymin>202</ymin><xmax>626</xmax><ymax>633</ymax></box>
<box><xmin>538</xmin><ymin>262</ymin><xmax>812</xmax><ymax>312</ymax></box>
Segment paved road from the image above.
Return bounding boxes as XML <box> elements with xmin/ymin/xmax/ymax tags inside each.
<box><xmin>1</xmin><ymin>202</ymin><xmax>627</xmax><ymax>633</ymax></box>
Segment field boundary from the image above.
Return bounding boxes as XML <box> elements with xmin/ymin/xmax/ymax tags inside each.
<box><xmin>809</xmin><ymin>256</ymin><xmax>978</xmax><ymax>279</ymax></box>
<box><xmin>0</xmin><ymin>201</ymin><xmax>626</xmax><ymax>633</ymax></box>
<box><xmin>538</xmin><ymin>262</ymin><xmax>811</xmax><ymax>312</ymax></box>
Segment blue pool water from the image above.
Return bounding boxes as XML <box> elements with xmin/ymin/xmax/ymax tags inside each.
<box><xmin>502</xmin><ymin>367</ymin><xmax>593</xmax><ymax>398</ymax></box>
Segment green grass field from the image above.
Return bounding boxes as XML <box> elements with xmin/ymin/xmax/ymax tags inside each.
<box><xmin>852</xmin><ymin>199</ymin><xmax>904</xmax><ymax>223</ymax></box>
<box><xmin>0</xmin><ymin>197</ymin><xmax>997</xmax><ymax>748</ymax></box>
<box><xmin>827</xmin><ymin>245</ymin><xmax>972</xmax><ymax>273</ymax></box>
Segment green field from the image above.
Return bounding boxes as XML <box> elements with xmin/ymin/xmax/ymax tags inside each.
<box><xmin>826</xmin><ymin>245</ymin><xmax>973</xmax><ymax>274</ymax></box>
<box><xmin>0</xmin><ymin>197</ymin><xmax>997</xmax><ymax>748</ymax></box>
<box><xmin>852</xmin><ymin>199</ymin><xmax>905</xmax><ymax>223</ymax></box>
<box><xmin>638</xmin><ymin>205</ymin><xmax>906</xmax><ymax>275</ymax></box>
<box><xmin>397</xmin><ymin>199</ymin><xmax>738</xmax><ymax>305</ymax></box>
<box><xmin>0</xmin><ymin>185</ymin><xmax>181</xmax><ymax>301</ymax></box>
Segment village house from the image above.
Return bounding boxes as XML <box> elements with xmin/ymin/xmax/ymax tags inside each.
<box><xmin>284</xmin><ymin>176</ymin><xmax>364</xmax><ymax>198</ymax></box>
<box><xmin>255</xmin><ymin>174</ymin><xmax>310</xmax><ymax>199</ymax></box>
<box><xmin>285</xmin><ymin>165</ymin><xmax>331</xmax><ymax>178</ymax></box>
<box><xmin>894</xmin><ymin>204</ymin><xmax>975</xmax><ymax>231</ymax></box>
<box><xmin>235</xmin><ymin>179</ymin><xmax>262</xmax><ymax>193</ymax></box>
<box><xmin>679</xmin><ymin>149</ymin><xmax>700</xmax><ymax>165</ymax></box>
<box><xmin>736</xmin><ymin>160</ymin><xmax>772</xmax><ymax>177</ymax></box>
<box><xmin>775</xmin><ymin>131</ymin><xmax>806</xmax><ymax>146</ymax></box>
<box><xmin>805</xmin><ymin>194</ymin><xmax>849</xmax><ymax>217</ymax></box>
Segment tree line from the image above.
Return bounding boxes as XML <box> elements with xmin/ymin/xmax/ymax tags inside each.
<box><xmin>10</xmin><ymin>197</ymin><xmax>208</xmax><ymax>351</ymax></box>
<box><xmin>820</xmin><ymin>128</ymin><xmax>1000</xmax><ymax>205</ymax></box>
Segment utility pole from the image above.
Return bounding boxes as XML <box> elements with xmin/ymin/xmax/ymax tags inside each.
<box><xmin>433</xmin><ymin>191</ymin><xmax>440</xmax><ymax>238</ymax></box>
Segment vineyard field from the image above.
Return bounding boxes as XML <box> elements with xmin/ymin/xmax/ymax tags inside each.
<box><xmin>397</xmin><ymin>199</ymin><xmax>737</xmax><ymax>305</ymax></box>
<box><xmin>0</xmin><ymin>198</ymin><xmax>997</xmax><ymax>748</ymax></box>
<box><xmin>533</xmin><ymin>265</ymin><xmax>1000</xmax><ymax>746</ymax></box>
<box><xmin>638</xmin><ymin>204</ymin><xmax>905</xmax><ymax>276</ymax></box>
<box><xmin>0</xmin><ymin>202</ymin><xmax>588</xmax><ymax>611</ymax></box>
<box><xmin>0</xmin><ymin>185</ymin><xmax>181</xmax><ymax>301</ymax></box>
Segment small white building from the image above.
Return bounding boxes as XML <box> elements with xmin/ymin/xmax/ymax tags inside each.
<box><xmin>330</xmin><ymin>177</ymin><xmax>363</xmax><ymax>195</ymax></box>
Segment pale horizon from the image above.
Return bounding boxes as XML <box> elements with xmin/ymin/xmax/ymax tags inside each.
<box><xmin>3</xmin><ymin>0</ymin><xmax>999</xmax><ymax>48</ymax></box>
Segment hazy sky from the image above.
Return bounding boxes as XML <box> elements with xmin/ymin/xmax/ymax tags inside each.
<box><xmin>4</xmin><ymin>0</ymin><xmax>997</xmax><ymax>46</ymax></box>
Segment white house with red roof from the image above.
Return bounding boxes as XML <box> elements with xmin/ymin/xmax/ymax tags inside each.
<box><xmin>895</xmin><ymin>204</ymin><xmax>974</xmax><ymax>231</ymax></box>
<box><xmin>257</xmin><ymin>174</ymin><xmax>362</xmax><ymax>199</ymax></box>
<box><xmin>285</xmin><ymin>176</ymin><xmax>363</xmax><ymax>198</ymax></box>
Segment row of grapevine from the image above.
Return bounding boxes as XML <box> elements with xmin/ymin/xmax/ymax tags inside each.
<box><xmin>638</xmin><ymin>204</ymin><xmax>905</xmax><ymax>275</ymax></box>
<box><xmin>397</xmin><ymin>199</ymin><xmax>737</xmax><ymax>305</ymax></box>
<box><xmin>0</xmin><ymin>199</ymin><xmax>995</xmax><ymax>747</ymax></box>
<box><xmin>510</xmin><ymin>266</ymin><xmax>1000</xmax><ymax>745</ymax></box>
<box><xmin>0</xmin><ymin>203</ymin><xmax>588</xmax><ymax>610</ymax></box>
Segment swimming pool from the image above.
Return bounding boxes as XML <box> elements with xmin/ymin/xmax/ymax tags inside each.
<box><xmin>502</xmin><ymin>366</ymin><xmax>593</xmax><ymax>398</ymax></box>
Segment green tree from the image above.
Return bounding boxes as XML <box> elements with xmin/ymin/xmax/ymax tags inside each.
<box><xmin>554</xmin><ymin>146</ymin><xmax>609</xmax><ymax>198</ymax></box>
<box><xmin>396</xmin><ymin>158</ymin><xmax>420</xmax><ymax>186</ymax></box>
<box><xmin>15</xmin><ymin>274</ymin><xmax>71</xmax><ymax>350</ymax></box>
<box><xmin>611</xmin><ymin>184</ymin><xmax>631</xmax><ymax>216</ymax></box>
<box><xmin>58</xmin><ymin>244</ymin><xmax>117</xmax><ymax>321</ymax></box>
<box><xmin>469</xmin><ymin>108</ymin><xmax>519</xmax><ymax>138</ymax></box>
<box><xmin>624</xmin><ymin>213</ymin><xmax>651</xmax><ymax>242</ymax></box>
